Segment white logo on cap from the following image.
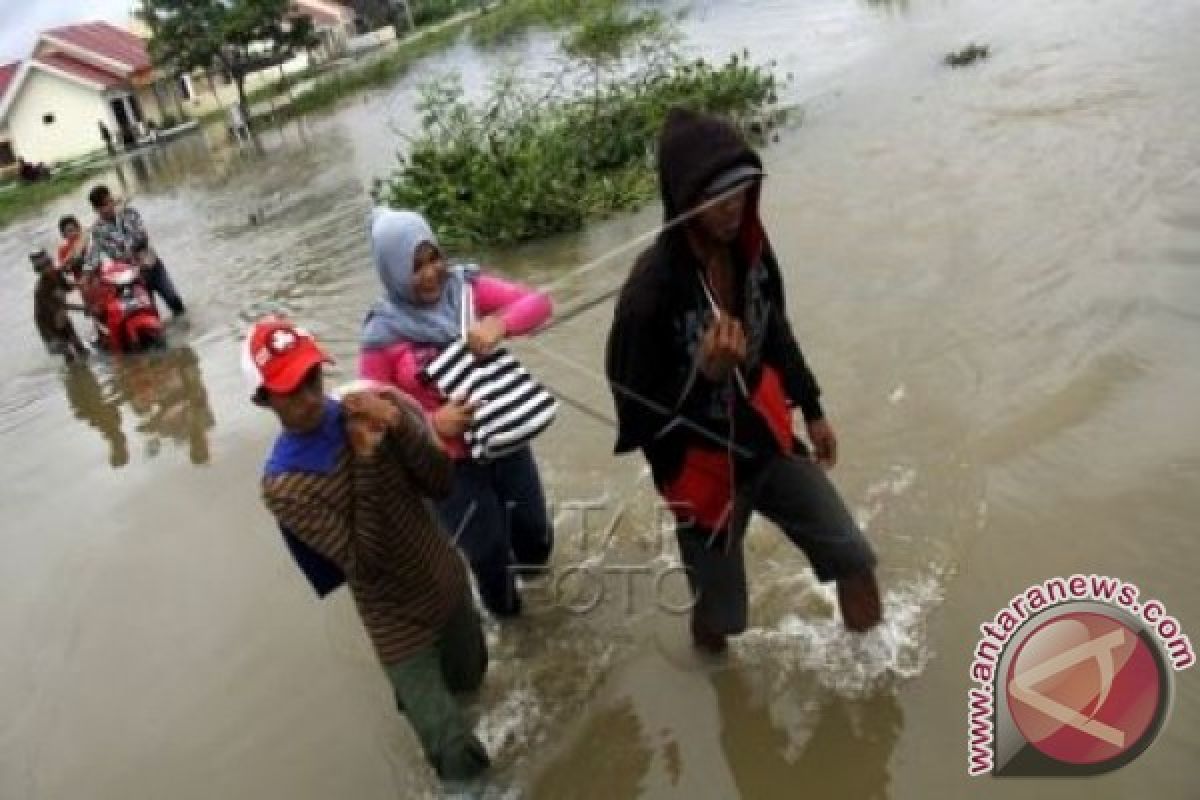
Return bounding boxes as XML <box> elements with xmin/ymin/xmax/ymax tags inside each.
<box><xmin>269</xmin><ymin>329</ymin><xmax>298</xmax><ymax>353</ymax></box>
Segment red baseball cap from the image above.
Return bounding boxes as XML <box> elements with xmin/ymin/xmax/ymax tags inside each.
<box><xmin>241</xmin><ymin>317</ymin><xmax>333</xmax><ymax>398</ymax></box>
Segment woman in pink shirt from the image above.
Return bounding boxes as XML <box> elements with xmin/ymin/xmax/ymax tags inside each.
<box><xmin>359</xmin><ymin>209</ymin><xmax>554</xmax><ymax>617</ymax></box>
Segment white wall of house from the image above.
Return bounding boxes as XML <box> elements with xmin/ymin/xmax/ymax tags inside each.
<box><xmin>347</xmin><ymin>26</ymin><xmax>397</xmax><ymax>54</ymax></box>
<box><xmin>175</xmin><ymin>51</ymin><xmax>317</xmax><ymax>117</ymax></box>
<box><xmin>6</xmin><ymin>68</ymin><xmax>115</xmax><ymax>163</ymax></box>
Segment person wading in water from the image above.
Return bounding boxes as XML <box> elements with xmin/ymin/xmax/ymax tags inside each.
<box><xmin>606</xmin><ymin>108</ymin><xmax>883</xmax><ymax>654</ymax></box>
<box><xmin>251</xmin><ymin>318</ymin><xmax>491</xmax><ymax>782</ymax></box>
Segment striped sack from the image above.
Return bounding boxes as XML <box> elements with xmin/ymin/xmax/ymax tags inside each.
<box><xmin>422</xmin><ymin>339</ymin><xmax>559</xmax><ymax>462</ymax></box>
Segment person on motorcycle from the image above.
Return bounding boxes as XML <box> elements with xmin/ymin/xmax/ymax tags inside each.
<box><xmin>85</xmin><ymin>185</ymin><xmax>186</xmax><ymax>317</ymax></box>
<box><xmin>56</xmin><ymin>215</ymin><xmax>89</xmax><ymax>279</ymax></box>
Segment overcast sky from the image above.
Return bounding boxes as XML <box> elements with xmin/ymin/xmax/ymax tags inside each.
<box><xmin>1</xmin><ymin>0</ymin><xmax>135</xmax><ymax>63</ymax></box>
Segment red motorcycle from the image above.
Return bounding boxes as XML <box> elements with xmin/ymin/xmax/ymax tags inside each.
<box><xmin>89</xmin><ymin>259</ymin><xmax>165</xmax><ymax>353</ymax></box>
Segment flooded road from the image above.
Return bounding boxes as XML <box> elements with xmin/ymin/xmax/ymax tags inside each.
<box><xmin>2</xmin><ymin>0</ymin><xmax>1199</xmax><ymax>797</ymax></box>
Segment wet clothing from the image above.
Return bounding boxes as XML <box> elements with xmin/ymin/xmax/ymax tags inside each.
<box><xmin>436</xmin><ymin>446</ymin><xmax>553</xmax><ymax>616</ymax></box>
<box><xmin>33</xmin><ymin>270</ymin><xmax>85</xmax><ymax>359</ymax></box>
<box><xmin>141</xmin><ymin>258</ymin><xmax>185</xmax><ymax>315</ymax></box>
<box><xmin>605</xmin><ymin>108</ymin><xmax>876</xmax><ymax>623</ymax></box>
<box><xmin>606</xmin><ymin>107</ymin><xmax>826</xmax><ymax>529</ymax></box>
<box><xmin>385</xmin><ymin>596</ymin><xmax>490</xmax><ymax>781</ymax></box>
<box><xmin>261</xmin><ymin>398</ymin><xmax>490</xmax><ymax>781</ymax></box>
<box><xmin>360</xmin><ymin>274</ymin><xmax>553</xmax><ymax>460</ymax></box>
<box><xmin>678</xmin><ymin>447</ymin><xmax>877</xmax><ymax>635</ymax></box>
<box><xmin>261</xmin><ymin>399</ymin><xmax>470</xmax><ymax>664</ymax></box>
<box><xmin>87</xmin><ymin>207</ymin><xmax>149</xmax><ymax>270</ymax></box>
<box><xmin>359</xmin><ymin>210</ymin><xmax>555</xmax><ymax>617</ymax></box>
<box><xmin>88</xmin><ymin>206</ymin><xmax>185</xmax><ymax>314</ymax></box>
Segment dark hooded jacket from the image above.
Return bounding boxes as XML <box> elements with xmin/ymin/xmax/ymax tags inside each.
<box><xmin>605</xmin><ymin>108</ymin><xmax>824</xmax><ymax>493</ymax></box>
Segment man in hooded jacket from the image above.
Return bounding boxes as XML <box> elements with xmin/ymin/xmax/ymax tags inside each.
<box><xmin>605</xmin><ymin>108</ymin><xmax>882</xmax><ymax>653</ymax></box>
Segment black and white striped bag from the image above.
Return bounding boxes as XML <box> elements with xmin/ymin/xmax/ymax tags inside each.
<box><xmin>421</xmin><ymin>283</ymin><xmax>558</xmax><ymax>462</ymax></box>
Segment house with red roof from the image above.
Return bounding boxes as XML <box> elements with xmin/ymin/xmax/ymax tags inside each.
<box><xmin>0</xmin><ymin>21</ymin><xmax>189</xmax><ymax>165</ymax></box>
<box><xmin>0</xmin><ymin>4</ymin><xmax>363</xmax><ymax>167</ymax></box>
<box><xmin>123</xmin><ymin>2</ymin><xmax>355</xmax><ymax>122</ymax></box>
<box><xmin>0</xmin><ymin>61</ymin><xmax>19</xmax><ymax>174</ymax></box>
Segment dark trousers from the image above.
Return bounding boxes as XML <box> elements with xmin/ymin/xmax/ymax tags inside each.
<box><xmin>142</xmin><ymin>258</ymin><xmax>185</xmax><ymax>315</ymax></box>
<box><xmin>385</xmin><ymin>598</ymin><xmax>490</xmax><ymax>781</ymax></box>
<box><xmin>438</xmin><ymin>446</ymin><xmax>554</xmax><ymax>616</ymax></box>
<box><xmin>675</xmin><ymin>453</ymin><xmax>878</xmax><ymax>635</ymax></box>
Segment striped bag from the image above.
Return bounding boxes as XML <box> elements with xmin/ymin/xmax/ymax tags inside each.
<box><xmin>421</xmin><ymin>283</ymin><xmax>558</xmax><ymax>462</ymax></box>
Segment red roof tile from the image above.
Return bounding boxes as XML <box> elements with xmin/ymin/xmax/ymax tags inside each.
<box><xmin>0</xmin><ymin>61</ymin><xmax>19</xmax><ymax>105</ymax></box>
<box><xmin>41</xmin><ymin>21</ymin><xmax>151</xmax><ymax>73</ymax></box>
<box><xmin>292</xmin><ymin>1</ymin><xmax>352</xmax><ymax>28</ymax></box>
<box><xmin>35</xmin><ymin>53</ymin><xmax>127</xmax><ymax>90</ymax></box>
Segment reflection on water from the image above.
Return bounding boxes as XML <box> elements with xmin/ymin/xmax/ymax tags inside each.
<box><xmin>529</xmin><ymin>700</ymin><xmax>654</xmax><ymax>799</ymax></box>
<box><xmin>1</xmin><ymin>0</ymin><xmax>1199</xmax><ymax>797</ymax></box>
<box><xmin>61</xmin><ymin>347</ymin><xmax>215</xmax><ymax>468</ymax></box>
<box><xmin>714</xmin><ymin>669</ymin><xmax>903</xmax><ymax>800</ymax></box>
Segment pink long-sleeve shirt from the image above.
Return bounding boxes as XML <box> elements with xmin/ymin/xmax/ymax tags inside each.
<box><xmin>359</xmin><ymin>274</ymin><xmax>553</xmax><ymax>460</ymax></box>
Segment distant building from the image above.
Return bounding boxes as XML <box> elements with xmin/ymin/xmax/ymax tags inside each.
<box><xmin>0</xmin><ymin>22</ymin><xmax>188</xmax><ymax>166</ymax></box>
<box><xmin>0</xmin><ymin>61</ymin><xmax>19</xmax><ymax>175</ymax></box>
<box><xmin>294</xmin><ymin>0</ymin><xmax>359</xmax><ymax>57</ymax></box>
<box><xmin>131</xmin><ymin>1</ymin><xmax>358</xmax><ymax>120</ymax></box>
<box><xmin>0</xmin><ymin>2</ymin><xmax>378</xmax><ymax>168</ymax></box>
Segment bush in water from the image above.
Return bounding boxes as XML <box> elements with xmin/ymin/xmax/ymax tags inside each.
<box><xmin>470</xmin><ymin>0</ymin><xmax>628</xmax><ymax>47</ymax></box>
<box><xmin>411</xmin><ymin>0</ymin><xmax>485</xmax><ymax>28</ymax></box>
<box><xmin>374</xmin><ymin>11</ymin><xmax>787</xmax><ymax>247</ymax></box>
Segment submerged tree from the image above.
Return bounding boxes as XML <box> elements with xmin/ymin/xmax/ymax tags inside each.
<box><xmin>139</xmin><ymin>0</ymin><xmax>318</xmax><ymax>126</ymax></box>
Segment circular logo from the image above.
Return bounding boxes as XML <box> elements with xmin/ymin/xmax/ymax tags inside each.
<box><xmin>1005</xmin><ymin>611</ymin><xmax>1168</xmax><ymax>767</ymax></box>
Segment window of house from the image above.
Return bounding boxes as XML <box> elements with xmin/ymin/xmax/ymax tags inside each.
<box><xmin>42</xmin><ymin>113</ymin><xmax>55</xmax><ymax>125</ymax></box>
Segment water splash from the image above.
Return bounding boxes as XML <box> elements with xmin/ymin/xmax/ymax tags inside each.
<box><xmin>854</xmin><ymin>464</ymin><xmax>918</xmax><ymax>531</ymax></box>
<box><xmin>735</xmin><ymin>571</ymin><xmax>945</xmax><ymax>697</ymax></box>
<box><xmin>477</xmin><ymin>687</ymin><xmax>543</xmax><ymax>755</ymax></box>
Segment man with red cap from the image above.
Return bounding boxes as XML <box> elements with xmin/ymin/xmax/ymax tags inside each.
<box><xmin>247</xmin><ymin>317</ymin><xmax>490</xmax><ymax>783</ymax></box>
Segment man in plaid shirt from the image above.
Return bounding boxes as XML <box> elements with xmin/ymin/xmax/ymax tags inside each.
<box><xmin>86</xmin><ymin>184</ymin><xmax>186</xmax><ymax>316</ymax></box>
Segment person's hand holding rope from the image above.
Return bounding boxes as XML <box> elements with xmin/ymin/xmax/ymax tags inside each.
<box><xmin>806</xmin><ymin>417</ymin><xmax>838</xmax><ymax>469</ymax></box>
<box><xmin>467</xmin><ymin>315</ymin><xmax>506</xmax><ymax>356</ymax></box>
<box><xmin>342</xmin><ymin>389</ymin><xmax>400</xmax><ymax>456</ymax></box>
<box><xmin>699</xmin><ymin>315</ymin><xmax>747</xmax><ymax>382</ymax></box>
<box><xmin>433</xmin><ymin>396</ymin><xmax>478</xmax><ymax>439</ymax></box>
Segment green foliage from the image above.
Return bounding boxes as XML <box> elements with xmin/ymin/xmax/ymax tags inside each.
<box><xmin>0</xmin><ymin>167</ymin><xmax>101</xmax><ymax>230</ymax></box>
<box><xmin>265</xmin><ymin>22</ymin><xmax>467</xmax><ymax>123</ymax></box>
<box><xmin>563</xmin><ymin>8</ymin><xmax>663</xmax><ymax>62</ymax></box>
<box><xmin>375</xmin><ymin>18</ymin><xmax>785</xmax><ymax>247</ymax></box>
<box><xmin>412</xmin><ymin>0</ymin><xmax>484</xmax><ymax>27</ymax></box>
<box><xmin>470</xmin><ymin>0</ymin><xmax>626</xmax><ymax>47</ymax></box>
<box><xmin>140</xmin><ymin>0</ymin><xmax>320</xmax><ymax>111</ymax></box>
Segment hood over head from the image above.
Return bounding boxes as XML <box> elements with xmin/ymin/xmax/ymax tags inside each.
<box><xmin>656</xmin><ymin>107</ymin><xmax>764</xmax><ymax>226</ymax></box>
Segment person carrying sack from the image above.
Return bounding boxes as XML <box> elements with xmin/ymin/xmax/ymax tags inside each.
<box><xmin>251</xmin><ymin>317</ymin><xmax>490</xmax><ymax>782</ymax></box>
<box><xmin>359</xmin><ymin>209</ymin><xmax>556</xmax><ymax>618</ymax></box>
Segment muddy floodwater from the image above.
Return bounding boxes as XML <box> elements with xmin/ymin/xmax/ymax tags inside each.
<box><xmin>2</xmin><ymin>0</ymin><xmax>1198</xmax><ymax>797</ymax></box>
